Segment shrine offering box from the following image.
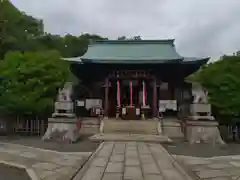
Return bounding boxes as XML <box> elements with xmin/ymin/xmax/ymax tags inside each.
<box><xmin>121</xmin><ymin>106</ymin><xmax>141</xmax><ymax>120</ymax></box>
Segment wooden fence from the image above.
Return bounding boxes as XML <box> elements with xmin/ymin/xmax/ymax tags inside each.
<box><xmin>219</xmin><ymin>125</ymin><xmax>240</xmax><ymax>142</ymax></box>
<box><xmin>12</xmin><ymin>118</ymin><xmax>48</xmax><ymax>136</ymax></box>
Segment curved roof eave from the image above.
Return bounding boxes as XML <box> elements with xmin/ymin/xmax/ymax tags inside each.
<box><xmin>61</xmin><ymin>56</ymin><xmax>210</xmax><ymax>66</ymax></box>
<box><xmin>81</xmin><ymin>58</ymin><xmax>183</xmax><ymax>64</ymax></box>
<box><xmin>61</xmin><ymin>57</ymin><xmax>83</xmax><ymax>64</ymax></box>
<box><xmin>182</xmin><ymin>57</ymin><xmax>210</xmax><ymax>65</ymax></box>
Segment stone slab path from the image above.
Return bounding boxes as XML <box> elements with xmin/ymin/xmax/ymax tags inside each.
<box><xmin>174</xmin><ymin>154</ymin><xmax>240</xmax><ymax>180</ymax></box>
<box><xmin>0</xmin><ymin>142</ymin><xmax>91</xmax><ymax>180</ymax></box>
<box><xmin>90</xmin><ymin>133</ymin><xmax>172</xmax><ymax>142</ymax></box>
<box><xmin>74</xmin><ymin>141</ymin><xmax>188</xmax><ymax>180</ymax></box>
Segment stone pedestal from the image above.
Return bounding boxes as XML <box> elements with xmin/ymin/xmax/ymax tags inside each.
<box><xmin>190</xmin><ymin>103</ymin><xmax>212</xmax><ymax>117</ymax></box>
<box><xmin>184</xmin><ymin>120</ymin><xmax>225</xmax><ymax>145</ymax></box>
<box><xmin>42</xmin><ymin>117</ymin><xmax>80</xmax><ymax>143</ymax></box>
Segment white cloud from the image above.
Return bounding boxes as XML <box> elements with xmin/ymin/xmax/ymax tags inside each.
<box><xmin>10</xmin><ymin>0</ymin><xmax>240</xmax><ymax>59</ymax></box>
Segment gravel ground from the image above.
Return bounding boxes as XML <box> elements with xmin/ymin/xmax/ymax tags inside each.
<box><xmin>162</xmin><ymin>141</ymin><xmax>240</xmax><ymax>157</ymax></box>
<box><xmin>0</xmin><ymin>134</ymin><xmax>101</xmax><ymax>152</ymax></box>
<box><xmin>0</xmin><ymin>164</ymin><xmax>31</xmax><ymax>180</ymax></box>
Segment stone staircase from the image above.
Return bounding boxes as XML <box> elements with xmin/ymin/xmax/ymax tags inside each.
<box><xmin>79</xmin><ymin>118</ymin><xmax>185</xmax><ymax>138</ymax></box>
<box><xmin>103</xmin><ymin>119</ymin><xmax>159</xmax><ymax>135</ymax></box>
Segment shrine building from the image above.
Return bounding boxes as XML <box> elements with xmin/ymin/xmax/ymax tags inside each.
<box><xmin>64</xmin><ymin>39</ymin><xmax>209</xmax><ymax>120</ymax></box>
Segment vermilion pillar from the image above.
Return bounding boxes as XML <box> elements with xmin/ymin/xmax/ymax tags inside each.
<box><xmin>117</xmin><ymin>80</ymin><xmax>121</xmax><ymax>106</ymax></box>
<box><xmin>104</xmin><ymin>78</ymin><xmax>109</xmax><ymax>117</ymax></box>
<box><xmin>152</xmin><ymin>79</ymin><xmax>157</xmax><ymax>117</ymax></box>
<box><xmin>130</xmin><ymin>81</ymin><xmax>133</xmax><ymax>106</ymax></box>
<box><xmin>142</xmin><ymin>80</ymin><xmax>146</xmax><ymax>106</ymax></box>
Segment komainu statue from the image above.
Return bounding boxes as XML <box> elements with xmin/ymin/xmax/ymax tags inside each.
<box><xmin>192</xmin><ymin>83</ymin><xmax>208</xmax><ymax>104</ymax></box>
<box><xmin>57</xmin><ymin>82</ymin><xmax>73</xmax><ymax>102</ymax></box>
<box><xmin>42</xmin><ymin>82</ymin><xmax>80</xmax><ymax>143</ymax></box>
<box><xmin>186</xmin><ymin>83</ymin><xmax>225</xmax><ymax>145</ymax></box>
<box><xmin>53</xmin><ymin>82</ymin><xmax>74</xmax><ymax>117</ymax></box>
<box><xmin>190</xmin><ymin>83</ymin><xmax>212</xmax><ymax>117</ymax></box>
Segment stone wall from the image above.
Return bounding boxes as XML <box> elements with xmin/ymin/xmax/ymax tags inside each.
<box><xmin>162</xmin><ymin>120</ymin><xmax>184</xmax><ymax>138</ymax></box>
<box><xmin>80</xmin><ymin>119</ymin><xmax>100</xmax><ymax>134</ymax></box>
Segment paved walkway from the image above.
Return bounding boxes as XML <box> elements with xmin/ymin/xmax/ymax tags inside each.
<box><xmin>0</xmin><ymin>142</ymin><xmax>91</xmax><ymax>180</ymax></box>
<box><xmin>2</xmin><ymin>139</ymin><xmax>239</xmax><ymax>180</ymax></box>
<box><xmin>74</xmin><ymin>141</ymin><xmax>188</xmax><ymax>180</ymax></box>
<box><xmin>174</xmin><ymin>154</ymin><xmax>240</xmax><ymax>180</ymax></box>
<box><xmin>90</xmin><ymin>133</ymin><xmax>172</xmax><ymax>142</ymax></box>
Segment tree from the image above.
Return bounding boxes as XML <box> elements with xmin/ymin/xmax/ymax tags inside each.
<box><xmin>35</xmin><ymin>33</ymin><xmax>107</xmax><ymax>57</ymax></box>
<box><xmin>0</xmin><ymin>0</ymin><xmax>44</xmax><ymax>58</ymax></box>
<box><xmin>0</xmin><ymin>50</ymin><xmax>71</xmax><ymax>117</ymax></box>
<box><xmin>131</xmin><ymin>36</ymin><xmax>141</xmax><ymax>40</ymax></box>
<box><xmin>187</xmin><ymin>55</ymin><xmax>240</xmax><ymax>120</ymax></box>
<box><xmin>117</xmin><ymin>36</ymin><xmax>127</xmax><ymax>40</ymax></box>
<box><xmin>117</xmin><ymin>36</ymin><xmax>142</xmax><ymax>40</ymax></box>
<box><xmin>62</xmin><ymin>33</ymin><xmax>106</xmax><ymax>57</ymax></box>
<box><xmin>0</xmin><ymin>1</ymin><xmax>109</xmax><ymax>58</ymax></box>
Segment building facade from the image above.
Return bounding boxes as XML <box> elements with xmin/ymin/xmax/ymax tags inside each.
<box><xmin>64</xmin><ymin>40</ymin><xmax>209</xmax><ymax>120</ymax></box>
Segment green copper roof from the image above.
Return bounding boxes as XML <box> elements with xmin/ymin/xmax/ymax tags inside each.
<box><xmin>62</xmin><ymin>40</ymin><xmax>210</xmax><ymax>65</ymax></box>
<box><xmin>80</xmin><ymin>40</ymin><xmax>183</xmax><ymax>64</ymax></box>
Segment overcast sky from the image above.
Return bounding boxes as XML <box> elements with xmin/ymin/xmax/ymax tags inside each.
<box><xmin>11</xmin><ymin>0</ymin><xmax>240</xmax><ymax>60</ymax></box>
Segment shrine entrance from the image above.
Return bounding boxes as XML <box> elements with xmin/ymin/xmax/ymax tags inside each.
<box><xmin>104</xmin><ymin>70</ymin><xmax>158</xmax><ymax>120</ymax></box>
<box><xmin>66</xmin><ymin>39</ymin><xmax>209</xmax><ymax>119</ymax></box>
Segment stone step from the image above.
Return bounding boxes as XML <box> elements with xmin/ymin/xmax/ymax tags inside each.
<box><xmin>103</xmin><ymin>119</ymin><xmax>159</xmax><ymax>135</ymax></box>
<box><xmin>89</xmin><ymin>133</ymin><xmax>172</xmax><ymax>142</ymax></box>
<box><xmin>79</xmin><ymin>118</ymin><xmax>185</xmax><ymax>137</ymax></box>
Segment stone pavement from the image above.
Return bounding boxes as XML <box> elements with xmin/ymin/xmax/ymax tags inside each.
<box><xmin>74</xmin><ymin>141</ymin><xmax>189</xmax><ymax>180</ymax></box>
<box><xmin>90</xmin><ymin>133</ymin><xmax>172</xmax><ymax>143</ymax></box>
<box><xmin>0</xmin><ymin>142</ymin><xmax>91</xmax><ymax>180</ymax></box>
<box><xmin>174</xmin><ymin>154</ymin><xmax>240</xmax><ymax>180</ymax></box>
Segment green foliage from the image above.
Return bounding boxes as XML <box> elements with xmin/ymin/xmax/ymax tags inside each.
<box><xmin>0</xmin><ymin>0</ymin><xmax>142</xmax><ymax>119</ymax></box>
<box><xmin>0</xmin><ymin>1</ymin><xmax>107</xmax><ymax>58</ymax></box>
<box><xmin>117</xmin><ymin>36</ymin><xmax>142</xmax><ymax>40</ymax></box>
<box><xmin>32</xmin><ymin>33</ymin><xmax>107</xmax><ymax>58</ymax></box>
<box><xmin>0</xmin><ymin>0</ymin><xmax>44</xmax><ymax>58</ymax></box>
<box><xmin>0</xmin><ymin>51</ymin><xmax>71</xmax><ymax>117</ymax></box>
<box><xmin>187</xmin><ymin>55</ymin><xmax>240</xmax><ymax>118</ymax></box>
